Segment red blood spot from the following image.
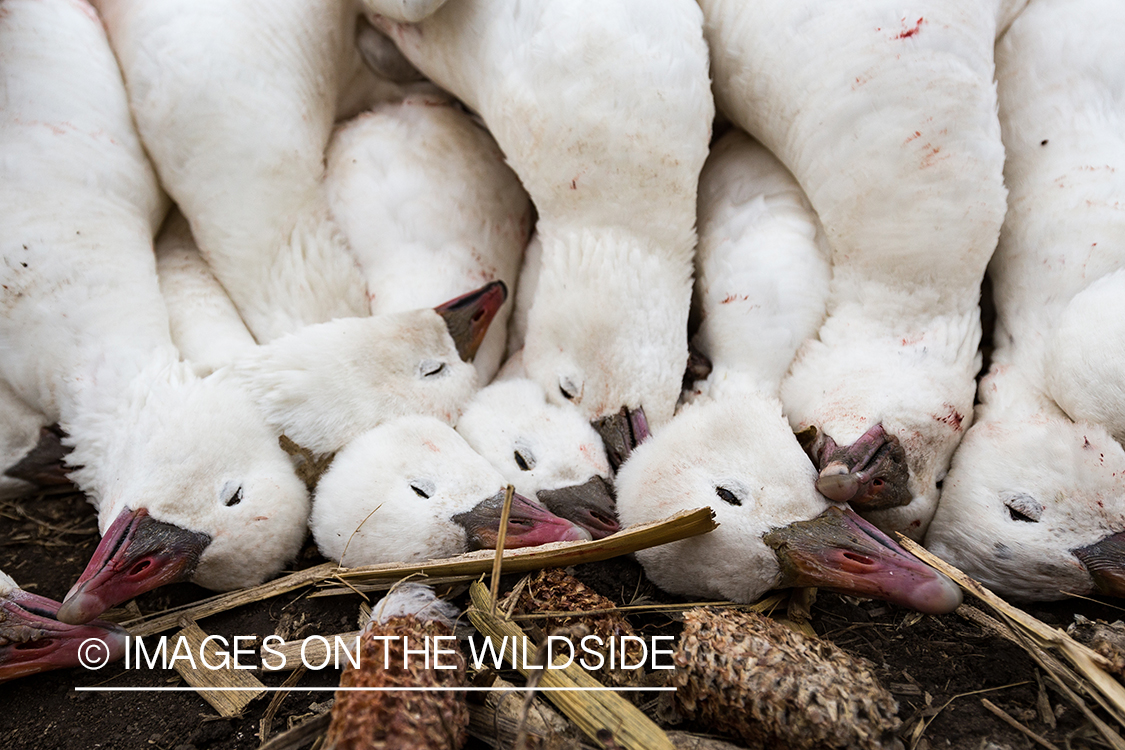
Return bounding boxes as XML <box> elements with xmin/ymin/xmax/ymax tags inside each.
<box><xmin>937</xmin><ymin>406</ymin><xmax>963</xmax><ymax>430</ymax></box>
<box><xmin>921</xmin><ymin>144</ymin><xmax>943</xmax><ymax>168</ymax></box>
<box><xmin>570</xmin><ymin>179</ymin><xmax>578</xmax><ymax>190</ymax></box>
<box><xmin>910</xmin><ymin>520</ymin><xmax>921</xmax><ymax>529</ymax></box>
<box><xmin>893</xmin><ymin>17</ymin><xmax>925</xmax><ymax>40</ymax></box>
<box><xmin>721</xmin><ymin>294</ymin><xmax>750</xmax><ymax>304</ymax></box>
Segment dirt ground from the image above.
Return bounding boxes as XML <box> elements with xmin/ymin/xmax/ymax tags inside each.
<box><xmin>1</xmin><ymin>490</ymin><xmax>1122</xmax><ymax>750</ymax></box>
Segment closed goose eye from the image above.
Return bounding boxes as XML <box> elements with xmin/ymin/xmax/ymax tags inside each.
<box><xmin>224</xmin><ymin>486</ymin><xmax>243</xmax><ymax>507</ymax></box>
<box><xmin>410</xmin><ymin>482</ymin><xmax>433</xmax><ymax>499</ymax></box>
<box><xmin>514</xmin><ymin>449</ymin><xmax>535</xmax><ymax>471</ymax></box>
<box><xmin>715</xmin><ymin>486</ymin><xmax>741</xmax><ymax>506</ymax></box>
<box><xmin>1002</xmin><ymin>491</ymin><xmax>1043</xmax><ymax>523</ymax></box>
<box><xmin>559</xmin><ymin>376</ymin><xmax>579</xmax><ymax>401</ymax></box>
<box><xmin>422</xmin><ymin>361</ymin><xmax>446</xmax><ymax>377</ymax></box>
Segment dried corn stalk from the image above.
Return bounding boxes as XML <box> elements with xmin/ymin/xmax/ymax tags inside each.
<box><xmin>325</xmin><ymin>585</ymin><xmax>468</xmax><ymax>750</ymax></box>
<box><xmin>672</xmin><ymin>608</ymin><xmax>901</xmax><ymax>750</ymax></box>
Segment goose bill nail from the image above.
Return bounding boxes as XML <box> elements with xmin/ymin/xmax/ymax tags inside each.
<box><xmin>813</xmin><ymin>424</ymin><xmax>911</xmax><ymax>510</ymax></box>
<box><xmin>56</xmin><ymin>507</ymin><xmax>211</xmax><ymax>625</ymax></box>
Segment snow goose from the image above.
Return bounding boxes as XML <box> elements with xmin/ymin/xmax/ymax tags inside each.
<box><xmin>700</xmin><ymin>0</ymin><xmax>1020</xmax><ymax>539</ymax></box>
<box><xmin>0</xmin><ymin>570</ymin><xmax>128</xmax><ymax>683</ymax></box>
<box><xmin>324</xmin><ymin>88</ymin><xmax>530</xmax><ymax>383</ymax></box>
<box><xmin>93</xmin><ymin>0</ymin><xmax>385</xmax><ymax>343</ymax></box>
<box><xmin>616</xmin><ymin>130</ymin><xmax>960</xmax><ymax>613</ymax></box>
<box><xmin>311</xmin><ymin>416</ymin><xmax>589</xmax><ymax>567</ymax></box>
<box><xmin>0</xmin><ymin>0</ymin><xmax>310</xmax><ymax>625</ymax></box>
<box><xmin>372</xmin><ymin>0</ymin><xmax>714</xmax><ymax>452</ymax></box>
<box><xmin>925</xmin><ymin>0</ymin><xmax>1125</xmax><ymax>601</ymax></box>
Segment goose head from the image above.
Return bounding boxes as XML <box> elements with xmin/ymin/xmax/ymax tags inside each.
<box><xmin>233</xmin><ymin>281</ymin><xmax>506</xmax><ymax>455</ymax></box>
<box><xmin>783</xmin><ymin>310</ymin><xmax>980</xmax><ymax>540</ymax></box>
<box><xmin>56</xmin><ymin>367</ymin><xmax>310</xmax><ymax>624</ymax></box>
<box><xmin>0</xmin><ymin>570</ymin><xmax>128</xmax><ymax>682</ymax></box>
<box><xmin>926</xmin><ymin>411</ymin><xmax>1125</xmax><ymax>601</ymax></box>
<box><xmin>616</xmin><ymin>393</ymin><xmax>961</xmax><ymax>614</ymax></box>
<box><xmin>456</xmin><ymin>378</ymin><xmax>619</xmax><ymax>538</ymax></box>
<box><xmin>522</xmin><ymin>229</ymin><xmax>691</xmax><ymax>467</ymax></box>
<box><xmin>310</xmin><ymin>415</ymin><xmax>590</xmax><ymax>567</ymax></box>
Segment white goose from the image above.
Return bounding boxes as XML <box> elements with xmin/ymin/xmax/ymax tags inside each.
<box><xmin>925</xmin><ymin>0</ymin><xmax>1125</xmax><ymax>601</ymax></box>
<box><xmin>311</xmin><ymin>416</ymin><xmax>589</xmax><ymax>567</ymax></box>
<box><xmin>0</xmin><ymin>0</ymin><xmax>309</xmax><ymax>625</ymax></box>
<box><xmin>615</xmin><ymin>131</ymin><xmax>960</xmax><ymax>613</ymax></box>
<box><xmin>372</xmin><ymin>0</ymin><xmax>714</xmax><ymax>452</ymax></box>
<box><xmin>0</xmin><ymin>570</ymin><xmax>128</xmax><ymax>683</ymax></box>
<box><xmin>700</xmin><ymin>0</ymin><xmax>1022</xmax><ymax>539</ymax></box>
<box><xmin>324</xmin><ymin>88</ymin><xmax>530</xmax><ymax>383</ymax></box>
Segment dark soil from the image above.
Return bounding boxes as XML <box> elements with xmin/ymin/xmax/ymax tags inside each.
<box><xmin>1</xmin><ymin>490</ymin><xmax>1122</xmax><ymax>750</ymax></box>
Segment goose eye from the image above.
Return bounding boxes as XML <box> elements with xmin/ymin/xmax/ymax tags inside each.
<box><xmin>559</xmin><ymin>376</ymin><xmax>579</xmax><ymax>401</ymax></box>
<box><xmin>421</xmin><ymin>361</ymin><xmax>446</xmax><ymax>377</ymax></box>
<box><xmin>410</xmin><ymin>482</ymin><xmax>433</xmax><ymax>499</ymax></box>
<box><xmin>1002</xmin><ymin>491</ymin><xmax>1043</xmax><ymax>523</ymax></box>
<box><xmin>715</xmin><ymin>486</ymin><xmax>741</xmax><ymax>506</ymax></box>
<box><xmin>224</xmin><ymin>486</ymin><xmax>243</xmax><ymax>507</ymax></box>
<box><xmin>514</xmin><ymin>449</ymin><xmax>535</xmax><ymax>471</ymax></box>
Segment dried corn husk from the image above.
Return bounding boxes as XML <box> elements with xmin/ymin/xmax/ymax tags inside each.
<box><xmin>672</xmin><ymin>608</ymin><xmax>900</xmax><ymax>750</ymax></box>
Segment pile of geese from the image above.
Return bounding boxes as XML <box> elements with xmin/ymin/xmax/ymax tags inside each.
<box><xmin>2</xmin><ymin>0</ymin><xmax>1122</xmax><ymax>683</ymax></box>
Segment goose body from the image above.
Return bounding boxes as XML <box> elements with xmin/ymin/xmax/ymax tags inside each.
<box><xmin>93</xmin><ymin>0</ymin><xmax>377</xmax><ymax>343</ymax></box>
<box><xmin>373</xmin><ymin>0</ymin><xmax>713</xmax><ymax>444</ymax></box>
<box><xmin>925</xmin><ymin>0</ymin><xmax>1125</xmax><ymax>601</ymax></box>
<box><xmin>0</xmin><ymin>570</ymin><xmax>128</xmax><ymax>683</ymax></box>
<box><xmin>616</xmin><ymin>131</ymin><xmax>959</xmax><ymax>613</ymax></box>
<box><xmin>701</xmin><ymin>0</ymin><xmax>1016</xmax><ymax>539</ymax></box>
<box><xmin>0</xmin><ymin>0</ymin><xmax>309</xmax><ymax>625</ymax></box>
<box><xmin>310</xmin><ymin>416</ymin><xmax>589</xmax><ymax>567</ymax></box>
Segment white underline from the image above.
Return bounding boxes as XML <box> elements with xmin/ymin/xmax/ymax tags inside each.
<box><xmin>75</xmin><ymin>686</ymin><xmax>676</xmax><ymax>692</ymax></box>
